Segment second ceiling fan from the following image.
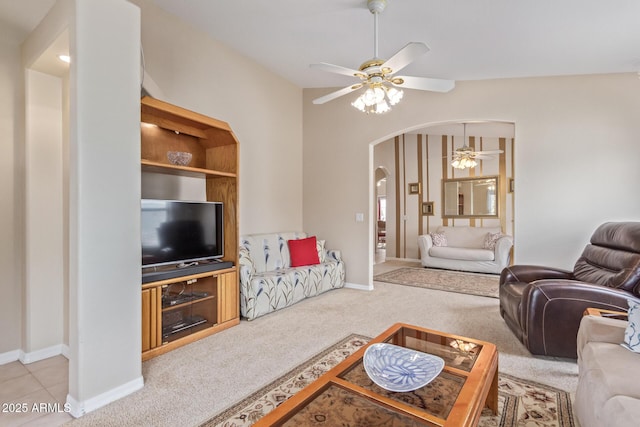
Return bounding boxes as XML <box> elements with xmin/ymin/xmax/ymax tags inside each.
<box><xmin>311</xmin><ymin>0</ymin><xmax>455</xmax><ymax>114</ymax></box>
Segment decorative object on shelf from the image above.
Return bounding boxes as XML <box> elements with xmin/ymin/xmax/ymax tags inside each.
<box><xmin>310</xmin><ymin>0</ymin><xmax>455</xmax><ymax>114</ymax></box>
<box><xmin>167</xmin><ymin>151</ymin><xmax>192</xmax><ymax>166</ymax></box>
<box><xmin>422</xmin><ymin>201</ymin><xmax>434</xmax><ymax>216</ymax></box>
<box><xmin>408</xmin><ymin>182</ymin><xmax>420</xmax><ymax>194</ymax></box>
<box><xmin>363</xmin><ymin>343</ymin><xmax>444</xmax><ymax>392</ymax></box>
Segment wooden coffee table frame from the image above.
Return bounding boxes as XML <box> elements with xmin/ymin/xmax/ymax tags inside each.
<box><xmin>254</xmin><ymin>323</ymin><xmax>498</xmax><ymax>427</ymax></box>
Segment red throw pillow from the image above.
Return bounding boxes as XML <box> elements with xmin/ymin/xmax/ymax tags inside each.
<box><xmin>288</xmin><ymin>236</ymin><xmax>320</xmax><ymax>267</ymax></box>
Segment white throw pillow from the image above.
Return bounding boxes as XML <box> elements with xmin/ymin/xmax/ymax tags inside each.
<box><xmin>430</xmin><ymin>232</ymin><xmax>447</xmax><ymax>247</ymax></box>
<box><xmin>622</xmin><ymin>301</ymin><xmax>640</xmax><ymax>353</ymax></box>
<box><xmin>316</xmin><ymin>239</ymin><xmax>326</xmax><ymax>263</ymax></box>
<box><xmin>483</xmin><ymin>232</ymin><xmax>502</xmax><ymax>250</ymax></box>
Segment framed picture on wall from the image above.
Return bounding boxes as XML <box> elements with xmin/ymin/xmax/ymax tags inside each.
<box><xmin>422</xmin><ymin>201</ymin><xmax>434</xmax><ymax>216</ymax></box>
<box><xmin>408</xmin><ymin>182</ymin><xmax>420</xmax><ymax>194</ymax></box>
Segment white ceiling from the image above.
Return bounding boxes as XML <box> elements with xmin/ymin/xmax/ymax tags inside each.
<box><xmin>4</xmin><ymin>0</ymin><xmax>640</xmax><ymax>89</ymax></box>
<box><xmin>148</xmin><ymin>0</ymin><xmax>640</xmax><ymax>88</ymax></box>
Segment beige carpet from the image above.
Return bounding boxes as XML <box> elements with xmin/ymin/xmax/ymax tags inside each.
<box><xmin>65</xmin><ymin>261</ymin><xmax>578</xmax><ymax>427</ymax></box>
<box><xmin>202</xmin><ymin>334</ymin><xmax>574</xmax><ymax>427</ymax></box>
<box><xmin>374</xmin><ymin>267</ymin><xmax>500</xmax><ymax>298</ymax></box>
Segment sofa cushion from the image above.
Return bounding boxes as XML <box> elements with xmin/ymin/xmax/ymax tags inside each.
<box><xmin>483</xmin><ymin>232</ymin><xmax>502</xmax><ymax>250</ymax></box>
<box><xmin>577</xmin><ymin>341</ymin><xmax>640</xmax><ymax>426</ymax></box>
<box><xmin>573</xmin><ymin>222</ymin><xmax>640</xmax><ymax>295</ymax></box>
<box><xmin>436</xmin><ymin>226</ymin><xmax>501</xmax><ymax>249</ymax></box>
<box><xmin>316</xmin><ymin>239</ymin><xmax>326</xmax><ymax>263</ymax></box>
<box><xmin>288</xmin><ymin>236</ymin><xmax>320</xmax><ymax>267</ymax></box>
<box><xmin>429</xmin><ymin>246</ymin><xmax>495</xmax><ymax>261</ymax></box>
<box><xmin>240</xmin><ymin>232</ymin><xmax>307</xmax><ymax>273</ymax></box>
<box><xmin>431</xmin><ymin>232</ymin><xmax>447</xmax><ymax>247</ymax></box>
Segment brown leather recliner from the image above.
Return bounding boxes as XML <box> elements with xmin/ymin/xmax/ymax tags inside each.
<box><xmin>499</xmin><ymin>222</ymin><xmax>640</xmax><ymax>358</ymax></box>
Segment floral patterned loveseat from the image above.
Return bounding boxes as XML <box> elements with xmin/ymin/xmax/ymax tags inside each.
<box><xmin>239</xmin><ymin>232</ymin><xmax>345</xmax><ymax>320</ymax></box>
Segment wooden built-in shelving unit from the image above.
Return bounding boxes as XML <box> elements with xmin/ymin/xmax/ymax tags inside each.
<box><xmin>140</xmin><ymin>96</ymin><xmax>240</xmax><ymax>361</ymax></box>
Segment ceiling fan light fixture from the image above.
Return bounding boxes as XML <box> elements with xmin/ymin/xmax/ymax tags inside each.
<box><xmin>352</xmin><ymin>83</ymin><xmax>402</xmax><ymax>114</ymax></box>
<box><xmin>452</xmin><ymin>156</ymin><xmax>477</xmax><ymax>170</ymax></box>
<box><xmin>385</xmin><ymin>86</ymin><xmax>403</xmax><ymax>105</ymax></box>
<box><xmin>451</xmin><ymin>123</ymin><xmax>477</xmax><ymax>169</ymax></box>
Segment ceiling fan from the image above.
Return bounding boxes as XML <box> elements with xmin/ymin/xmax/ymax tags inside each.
<box><xmin>451</xmin><ymin>123</ymin><xmax>503</xmax><ymax>169</ymax></box>
<box><xmin>311</xmin><ymin>0</ymin><xmax>455</xmax><ymax>114</ymax></box>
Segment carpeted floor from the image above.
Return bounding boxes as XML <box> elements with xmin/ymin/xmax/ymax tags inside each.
<box><xmin>202</xmin><ymin>334</ymin><xmax>574</xmax><ymax>427</ymax></box>
<box><xmin>374</xmin><ymin>267</ymin><xmax>500</xmax><ymax>298</ymax></box>
<box><xmin>65</xmin><ymin>260</ymin><xmax>578</xmax><ymax>427</ymax></box>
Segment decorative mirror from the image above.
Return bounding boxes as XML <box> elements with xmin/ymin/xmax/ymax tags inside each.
<box><xmin>442</xmin><ymin>176</ymin><xmax>498</xmax><ymax>218</ymax></box>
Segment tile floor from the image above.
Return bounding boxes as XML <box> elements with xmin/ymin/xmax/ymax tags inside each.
<box><xmin>0</xmin><ymin>355</ymin><xmax>72</xmax><ymax>426</ymax></box>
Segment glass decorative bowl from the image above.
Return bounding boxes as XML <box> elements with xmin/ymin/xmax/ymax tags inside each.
<box><xmin>167</xmin><ymin>151</ymin><xmax>192</xmax><ymax>166</ymax></box>
<box><xmin>363</xmin><ymin>343</ymin><xmax>445</xmax><ymax>392</ymax></box>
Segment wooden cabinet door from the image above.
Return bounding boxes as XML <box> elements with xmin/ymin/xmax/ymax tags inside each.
<box><xmin>142</xmin><ymin>287</ymin><xmax>162</xmax><ymax>352</ymax></box>
<box><xmin>217</xmin><ymin>271</ymin><xmax>238</xmax><ymax>323</ymax></box>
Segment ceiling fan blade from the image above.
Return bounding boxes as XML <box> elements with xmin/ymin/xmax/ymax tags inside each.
<box><xmin>382</xmin><ymin>42</ymin><xmax>429</xmax><ymax>74</ymax></box>
<box><xmin>392</xmin><ymin>75</ymin><xmax>455</xmax><ymax>93</ymax></box>
<box><xmin>475</xmin><ymin>150</ymin><xmax>504</xmax><ymax>155</ymax></box>
<box><xmin>312</xmin><ymin>84</ymin><xmax>363</xmax><ymax>105</ymax></box>
<box><xmin>310</xmin><ymin>62</ymin><xmax>366</xmax><ymax>79</ymax></box>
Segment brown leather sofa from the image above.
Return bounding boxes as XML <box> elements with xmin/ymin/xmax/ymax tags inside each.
<box><xmin>499</xmin><ymin>222</ymin><xmax>640</xmax><ymax>358</ymax></box>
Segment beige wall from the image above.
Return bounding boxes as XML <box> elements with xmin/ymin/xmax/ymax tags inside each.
<box><xmin>0</xmin><ymin>30</ymin><xmax>24</xmax><ymax>356</ymax></box>
<box><xmin>132</xmin><ymin>0</ymin><xmax>304</xmax><ymax>236</ymax></box>
<box><xmin>24</xmin><ymin>69</ymin><xmax>64</xmax><ymax>354</ymax></box>
<box><xmin>304</xmin><ymin>74</ymin><xmax>640</xmax><ymax>286</ymax></box>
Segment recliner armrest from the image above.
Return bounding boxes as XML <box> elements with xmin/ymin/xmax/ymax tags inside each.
<box><xmin>520</xmin><ymin>279</ymin><xmax>639</xmax><ymax>358</ymax></box>
<box><xmin>500</xmin><ymin>264</ymin><xmax>573</xmax><ymax>286</ymax></box>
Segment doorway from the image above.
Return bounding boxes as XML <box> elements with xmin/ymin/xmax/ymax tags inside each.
<box><xmin>374</xmin><ymin>167</ymin><xmax>388</xmax><ymax>264</ymax></box>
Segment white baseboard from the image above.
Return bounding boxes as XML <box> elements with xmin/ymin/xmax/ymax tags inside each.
<box><xmin>20</xmin><ymin>344</ymin><xmax>68</xmax><ymax>364</ymax></box>
<box><xmin>344</xmin><ymin>282</ymin><xmax>374</xmax><ymax>291</ymax></box>
<box><xmin>61</xmin><ymin>344</ymin><xmax>70</xmax><ymax>359</ymax></box>
<box><xmin>1</xmin><ymin>344</ymin><xmax>70</xmax><ymax>366</ymax></box>
<box><xmin>0</xmin><ymin>349</ymin><xmax>20</xmax><ymax>365</ymax></box>
<box><xmin>382</xmin><ymin>256</ymin><xmax>421</xmax><ymax>262</ymax></box>
<box><xmin>66</xmin><ymin>375</ymin><xmax>144</xmax><ymax>418</ymax></box>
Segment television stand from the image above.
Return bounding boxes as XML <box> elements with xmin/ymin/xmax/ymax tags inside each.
<box><xmin>142</xmin><ymin>260</ymin><xmax>234</xmax><ymax>284</ymax></box>
<box><xmin>142</xmin><ymin>266</ymin><xmax>239</xmax><ymax>360</ymax></box>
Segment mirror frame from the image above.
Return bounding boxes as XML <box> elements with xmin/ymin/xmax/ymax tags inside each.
<box><xmin>441</xmin><ymin>175</ymin><xmax>499</xmax><ymax>219</ymax></box>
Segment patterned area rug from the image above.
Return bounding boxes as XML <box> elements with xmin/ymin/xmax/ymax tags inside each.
<box><xmin>200</xmin><ymin>335</ymin><xmax>574</xmax><ymax>427</ymax></box>
<box><xmin>374</xmin><ymin>267</ymin><xmax>500</xmax><ymax>298</ymax></box>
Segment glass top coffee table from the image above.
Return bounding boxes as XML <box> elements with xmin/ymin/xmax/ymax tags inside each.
<box><xmin>254</xmin><ymin>323</ymin><xmax>498</xmax><ymax>426</ymax></box>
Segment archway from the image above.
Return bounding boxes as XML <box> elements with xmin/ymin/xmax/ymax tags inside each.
<box><xmin>370</xmin><ymin>120</ymin><xmax>515</xmax><ymax>281</ymax></box>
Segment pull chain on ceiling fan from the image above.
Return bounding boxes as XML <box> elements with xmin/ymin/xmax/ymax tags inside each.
<box><xmin>310</xmin><ymin>0</ymin><xmax>455</xmax><ymax>114</ymax></box>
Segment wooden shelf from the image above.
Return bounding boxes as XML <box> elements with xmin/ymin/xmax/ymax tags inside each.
<box><xmin>141</xmin><ymin>159</ymin><xmax>236</xmax><ymax>178</ymax></box>
<box><xmin>140</xmin><ymin>97</ymin><xmax>240</xmax><ymax>361</ymax></box>
<box><xmin>162</xmin><ymin>295</ymin><xmax>215</xmax><ymax>311</ymax></box>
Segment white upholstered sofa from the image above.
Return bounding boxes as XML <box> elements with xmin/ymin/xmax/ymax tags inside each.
<box><xmin>575</xmin><ymin>314</ymin><xmax>640</xmax><ymax>427</ymax></box>
<box><xmin>239</xmin><ymin>232</ymin><xmax>345</xmax><ymax>320</ymax></box>
<box><xmin>417</xmin><ymin>226</ymin><xmax>513</xmax><ymax>274</ymax></box>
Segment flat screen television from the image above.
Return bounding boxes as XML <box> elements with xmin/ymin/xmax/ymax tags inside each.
<box><xmin>141</xmin><ymin>199</ymin><xmax>223</xmax><ymax>268</ymax></box>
